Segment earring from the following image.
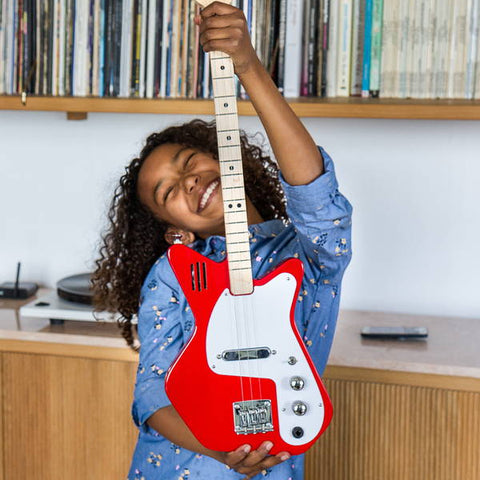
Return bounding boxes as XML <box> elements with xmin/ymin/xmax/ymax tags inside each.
<box><xmin>164</xmin><ymin>227</ymin><xmax>195</xmax><ymax>246</ymax></box>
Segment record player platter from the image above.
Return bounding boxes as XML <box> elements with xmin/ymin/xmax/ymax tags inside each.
<box><xmin>57</xmin><ymin>273</ymin><xmax>93</xmax><ymax>305</ymax></box>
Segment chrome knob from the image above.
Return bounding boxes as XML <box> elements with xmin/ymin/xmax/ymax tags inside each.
<box><xmin>289</xmin><ymin>376</ymin><xmax>305</xmax><ymax>391</ymax></box>
<box><xmin>292</xmin><ymin>401</ymin><xmax>308</xmax><ymax>416</ymax></box>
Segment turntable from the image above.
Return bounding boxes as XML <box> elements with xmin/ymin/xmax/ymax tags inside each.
<box><xmin>20</xmin><ymin>273</ymin><xmax>121</xmax><ymax>323</ymax></box>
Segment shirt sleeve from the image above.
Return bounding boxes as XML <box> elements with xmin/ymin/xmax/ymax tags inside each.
<box><xmin>131</xmin><ymin>256</ymin><xmax>185</xmax><ymax>432</ymax></box>
<box><xmin>279</xmin><ymin>146</ymin><xmax>353</xmax><ymax>284</ymax></box>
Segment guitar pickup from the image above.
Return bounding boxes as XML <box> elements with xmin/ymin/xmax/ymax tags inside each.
<box><xmin>190</xmin><ymin>262</ymin><xmax>208</xmax><ymax>291</ymax></box>
<box><xmin>222</xmin><ymin>347</ymin><xmax>271</xmax><ymax>361</ymax></box>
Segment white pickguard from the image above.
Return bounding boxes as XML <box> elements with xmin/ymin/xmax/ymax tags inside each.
<box><xmin>205</xmin><ymin>272</ymin><xmax>325</xmax><ymax>446</ymax></box>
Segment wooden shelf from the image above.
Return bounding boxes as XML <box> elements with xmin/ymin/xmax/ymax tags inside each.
<box><xmin>1</xmin><ymin>94</ymin><xmax>480</xmax><ymax>119</ymax></box>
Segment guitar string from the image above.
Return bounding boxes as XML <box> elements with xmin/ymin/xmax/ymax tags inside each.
<box><xmin>213</xmin><ymin>51</ymin><xmax>269</xmax><ymax>439</ymax></box>
<box><xmin>212</xmin><ymin>50</ymin><xmax>248</xmax><ymax>411</ymax></box>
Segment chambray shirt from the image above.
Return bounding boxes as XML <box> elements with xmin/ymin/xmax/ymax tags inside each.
<box><xmin>128</xmin><ymin>148</ymin><xmax>352</xmax><ymax>480</ymax></box>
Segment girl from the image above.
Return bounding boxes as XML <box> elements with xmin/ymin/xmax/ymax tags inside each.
<box><xmin>93</xmin><ymin>3</ymin><xmax>352</xmax><ymax>479</ymax></box>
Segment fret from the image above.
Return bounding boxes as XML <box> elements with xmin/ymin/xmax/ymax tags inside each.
<box><xmin>217</xmin><ymin>128</ymin><xmax>238</xmax><ymax>133</ymax></box>
<box><xmin>222</xmin><ymin>195</ymin><xmax>246</xmax><ymax>204</ymax></box>
<box><xmin>215</xmin><ymin>112</ymin><xmax>239</xmax><ymax>118</ymax></box>
<box><xmin>227</xmin><ymin>248</ymin><xmax>251</xmax><ymax>256</ymax></box>
<box><xmin>221</xmin><ymin>173</ymin><xmax>244</xmax><ymax>179</ymax></box>
<box><xmin>218</xmin><ymin>144</ymin><xmax>241</xmax><ymax>149</ymax></box>
<box><xmin>223</xmin><ymin>231</ymin><xmax>249</xmax><ymax>237</ymax></box>
<box><xmin>214</xmin><ymin>95</ymin><xmax>237</xmax><ymax>101</ymax></box>
<box><xmin>224</xmin><ymin>207</ymin><xmax>247</xmax><ymax>216</ymax></box>
<box><xmin>225</xmin><ymin>207</ymin><xmax>247</xmax><ymax>213</ymax></box>
<box><xmin>225</xmin><ymin>226</ymin><xmax>249</xmax><ymax>236</ymax></box>
<box><xmin>225</xmin><ymin>220</ymin><xmax>247</xmax><ymax>226</ymax></box>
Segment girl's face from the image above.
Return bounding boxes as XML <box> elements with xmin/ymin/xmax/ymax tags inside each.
<box><xmin>137</xmin><ymin>143</ymin><xmax>226</xmax><ymax>239</ymax></box>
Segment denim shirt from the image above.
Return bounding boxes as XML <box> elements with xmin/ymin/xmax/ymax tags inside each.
<box><xmin>128</xmin><ymin>148</ymin><xmax>353</xmax><ymax>480</ymax></box>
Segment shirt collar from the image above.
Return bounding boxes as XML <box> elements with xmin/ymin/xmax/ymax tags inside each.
<box><xmin>192</xmin><ymin>219</ymin><xmax>285</xmax><ymax>254</ymax></box>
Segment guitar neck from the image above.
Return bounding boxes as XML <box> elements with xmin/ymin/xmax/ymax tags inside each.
<box><xmin>209</xmin><ymin>50</ymin><xmax>253</xmax><ymax>295</ymax></box>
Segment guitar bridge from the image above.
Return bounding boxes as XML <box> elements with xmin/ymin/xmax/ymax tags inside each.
<box><xmin>190</xmin><ymin>262</ymin><xmax>208</xmax><ymax>291</ymax></box>
<box><xmin>233</xmin><ymin>400</ymin><xmax>274</xmax><ymax>435</ymax></box>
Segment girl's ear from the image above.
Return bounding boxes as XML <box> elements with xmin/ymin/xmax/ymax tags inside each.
<box><xmin>164</xmin><ymin>227</ymin><xmax>196</xmax><ymax>246</ymax></box>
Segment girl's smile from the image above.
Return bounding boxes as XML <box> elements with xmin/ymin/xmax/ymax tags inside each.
<box><xmin>137</xmin><ymin>143</ymin><xmax>263</xmax><ymax>240</ymax></box>
<box><xmin>198</xmin><ymin>179</ymin><xmax>220</xmax><ymax>212</ymax></box>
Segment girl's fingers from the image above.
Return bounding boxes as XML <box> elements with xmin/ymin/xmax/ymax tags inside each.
<box><xmin>238</xmin><ymin>441</ymin><xmax>274</xmax><ymax>468</ymax></box>
<box><xmin>223</xmin><ymin>444</ymin><xmax>252</xmax><ymax>467</ymax></box>
<box><xmin>199</xmin><ymin>1</ymin><xmax>237</xmax><ymax>19</ymax></box>
<box><xmin>200</xmin><ymin>13</ymin><xmax>245</xmax><ymax>31</ymax></box>
<box><xmin>223</xmin><ymin>442</ymin><xmax>291</xmax><ymax>479</ymax></box>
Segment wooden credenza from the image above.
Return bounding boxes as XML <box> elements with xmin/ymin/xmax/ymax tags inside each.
<box><xmin>0</xmin><ymin>305</ymin><xmax>479</xmax><ymax>480</ymax></box>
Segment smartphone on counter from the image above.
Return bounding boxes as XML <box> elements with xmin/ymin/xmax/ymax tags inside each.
<box><xmin>360</xmin><ymin>326</ymin><xmax>428</xmax><ymax>339</ymax></box>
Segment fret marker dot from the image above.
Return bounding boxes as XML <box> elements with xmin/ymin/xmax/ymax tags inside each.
<box><xmin>228</xmin><ymin>204</ymin><xmax>233</xmax><ymax>208</ymax></box>
<box><xmin>229</xmin><ymin>166</ymin><xmax>234</xmax><ymax>170</ymax></box>
<box><xmin>221</xmin><ymin>65</ymin><xmax>225</xmax><ymax>70</ymax></box>
<box><xmin>227</xmin><ymin>136</ymin><xmax>231</xmax><ymax>140</ymax></box>
<box><xmin>237</xmin><ymin>203</ymin><xmax>241</xmax><ymax>208</ymax></box>
<box><xmin>224</xmin><ymin>103</ymin><xmax>229</xmax><ymax>108</ymax></box>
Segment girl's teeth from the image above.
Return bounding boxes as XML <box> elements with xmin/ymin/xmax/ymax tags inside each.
<box><xmin>200</xmin><ymin>180</ymin><xmax>218</xmax><ymax>210</ymax></box>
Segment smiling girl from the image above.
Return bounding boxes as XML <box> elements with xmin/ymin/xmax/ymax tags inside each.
<box><xmin>93</xmin><ymin>3</ymin><xmax>352</xmax><ymax>479</ymax></box>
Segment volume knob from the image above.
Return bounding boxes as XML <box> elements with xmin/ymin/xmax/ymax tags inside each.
<box><xmin>292</xmin><ymin>401</ymin><xmax>308</xmax><ymax>416</ymax></box>
<box><xmin>289</xmin><ymin>376</ymin><xmax>305</xmax><ymax>391</ymax></box>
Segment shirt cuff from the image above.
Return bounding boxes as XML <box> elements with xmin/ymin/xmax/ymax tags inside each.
<box><xmin>279</xmin><ymin>147</ymin><xmax>339</xmax><ymax>214</ymax></box>
<box><xmin>132</xmin><ymin>378</ymin><xmax>172</xmax><ymax>432</ymax></box>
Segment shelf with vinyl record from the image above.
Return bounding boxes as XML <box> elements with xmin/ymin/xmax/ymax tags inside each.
<box><xmin>2</xmin><ymin>94</ymin><xmax>480</xmax><ymax>120</ymax></box>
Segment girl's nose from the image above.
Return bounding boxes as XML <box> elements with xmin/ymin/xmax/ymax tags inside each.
<box><xmin>183</xmin><ymin>174</ymin><xmax>199</xmax><ymax>193</ymax></box>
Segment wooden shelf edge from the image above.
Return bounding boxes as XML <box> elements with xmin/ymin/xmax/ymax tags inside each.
<box><xmin>0</xmin><ymin>338</ymin><xmax>138</xmax><ymax>362</ymax></box>
<box><xmin>2</xmin><ymin>95</ymin><xmax>480</xmax><ymax>119</ymax></box>
<box><xmin>324</xmin><ymin>365</ymin><xmax>480</xmax><ymax>393</ymax></box>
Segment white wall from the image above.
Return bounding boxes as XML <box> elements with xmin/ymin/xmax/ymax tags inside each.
<box><xmin>0</xmin><ymin>110</ymin><xmax>479</xmax><ymax>319</ymax></box>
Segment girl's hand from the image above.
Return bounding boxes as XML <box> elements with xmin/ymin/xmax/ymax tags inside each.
<box><xmin>195</xmin><ymin>2</ymin><xmax>259</xmax><ymax>76</ymax></box>
<box><xmin>216</xmin><ymin>441</ymin><xmax>291</xmax><ymax>479</ymax></box>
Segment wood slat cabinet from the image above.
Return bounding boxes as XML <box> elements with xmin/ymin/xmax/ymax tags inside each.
<box><xmin>307</xmin><ymin>372</ymin><xmax>480</xmax><ymax>480</ymax></box>
<box><xmin>1</xmin><ymin>345</ymin><xmax>479</xmax><ymax>480</ymax></box>
<box><xmin>1</xmin><ymin>350</ymin><xmax>137</xmax><ymax>480</ymax></box>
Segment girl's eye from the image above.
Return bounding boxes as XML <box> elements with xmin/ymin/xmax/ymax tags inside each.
<box><xmin>164</xmin><ymin>186</ymin><xmax>174</xmax><ymax>202</ymax></box>
<box><xmin>184</xmin><ymin>152</ymin><xmax>195</xmax><ymax>168</ymax></box>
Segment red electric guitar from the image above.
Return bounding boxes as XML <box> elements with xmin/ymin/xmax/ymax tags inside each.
<box><xmin>165</xmin><ymin>0</ymin><xmax>332</xmax><ymax>456</ymax></box>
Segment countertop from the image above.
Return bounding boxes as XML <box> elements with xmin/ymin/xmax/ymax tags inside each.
<box><xmin>1</xmin><ymin>290</ymin><xmax>479</xmax><ymax>385</ymax></box>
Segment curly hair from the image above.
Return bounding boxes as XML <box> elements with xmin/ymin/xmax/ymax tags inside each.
<box><xmin>92</xmin><ymin>119</ymin><xmax>287</xmax><ymax>351</ymax></box>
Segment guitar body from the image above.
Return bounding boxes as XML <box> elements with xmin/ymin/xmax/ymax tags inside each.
<box><xmin>165</xmin><ymin>244</ymin><xmax>332</xmax><ymax>455</ymax></box>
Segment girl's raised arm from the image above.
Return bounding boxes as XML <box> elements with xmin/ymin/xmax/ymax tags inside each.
<box><xmin>196</xmin><ymin>1</ymin><xmax>324</xmax><ymax>186</ymax></box>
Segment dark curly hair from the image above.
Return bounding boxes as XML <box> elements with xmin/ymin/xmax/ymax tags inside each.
<box><xmin>92</xmin><ymin>119</ymin><xmax>287</xmax><ymax>351</ymax></box>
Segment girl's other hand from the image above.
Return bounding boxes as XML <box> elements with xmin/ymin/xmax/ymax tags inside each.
<box><xmin>216</xmin><ymin>441</ymin><xmax>291</xmax><ymax>479</ymax></box>
<box><xmin>195</xmin><ymin>2</ymin><xmax>259</xmax><ymax>76</ymax></box>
